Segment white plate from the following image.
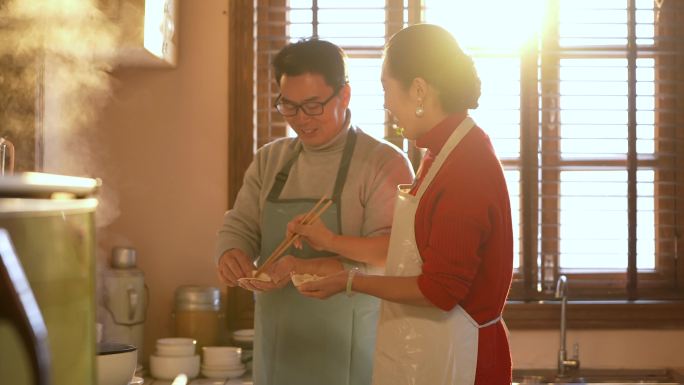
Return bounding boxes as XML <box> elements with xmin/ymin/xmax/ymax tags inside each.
<box><xmin>201</xmin><ymin>363</ymin><xmax>245</xmax><ymax>371</ymax></box>
<box><xmin>201</xmin><ymin>366</ymin><xmax>246</xmax><ymax>380</ymax></box>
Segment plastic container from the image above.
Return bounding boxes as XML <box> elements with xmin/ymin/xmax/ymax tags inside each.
<box><xmin>173</xmin><ymin>285</ymin><xmax>223</xmax><ymax>350</ymax></box>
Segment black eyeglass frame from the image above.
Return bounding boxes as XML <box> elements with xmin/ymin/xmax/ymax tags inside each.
<box><xmin>274</xmin><ymin>86</ymin><xmax>343</xmax><ymax>117</ymax></box>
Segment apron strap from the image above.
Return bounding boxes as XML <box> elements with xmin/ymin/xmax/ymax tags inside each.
<box><xmin>331</xmin><ymin>126</ymin><xmax>357</xmax><ymax>232</ymax></box>
<box><xmin>266</xmin><ymin>142</ymin><xmax>301</xmax><ymax>201</ymax></box>
<box><xmin>265</xmin><ymin>127</ymin><xmax>358</xmax><ymax>231</ymax></box>
<box><xmin>478</xmin><ymin>314</ymin><xmax>503</xmax><ymax>329</ymax></box>
<box><xmin>415</xmin><ymin>117</ymin><xmax>475</xmax><ymax>200</ymax></box>
<box><xmin>459</xmin><ymin>305</ymin><xmax>503</xmax><ymax>329</ymax></box>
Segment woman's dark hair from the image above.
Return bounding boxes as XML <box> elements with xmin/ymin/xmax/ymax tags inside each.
<box><xmin>384</xmin><ymin>24</ymin><xmax>481</xmax><ymax>111</ymax></box>
<box><xmin>273</xmin><ymin>38</ymin><xmax>349</xmax><ymax>89</ymax></box>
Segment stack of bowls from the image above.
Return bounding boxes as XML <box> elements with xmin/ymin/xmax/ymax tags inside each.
<box><xmin>201</xmin><ymin>346</ymin><xmax>246</xmax><ymax>380</ymax></box>
<box><xmin>149</xmin><ymin>338</ymin><xmax>200</xmax><ymax>380</ymax></box>
<box><xmin>231</xmin><ymin>329</ymin><xmax>254</xmax><ymax>349</ymax></box>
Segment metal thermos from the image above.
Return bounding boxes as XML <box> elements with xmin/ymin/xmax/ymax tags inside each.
<box><xmin>102</xmin><ymin>247</ymin><xmax>147</xmax><ymax>364</ymax></box>
<box><xmin>174</xmin><ymin>285</ymin><xmax>223</xmax><ymax>350</ymax></box>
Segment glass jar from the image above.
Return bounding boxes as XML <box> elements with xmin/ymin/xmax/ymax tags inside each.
<box><xmin>173</xmin><ymin>285</ymin><xmax>223</xmax><ymax>350</ymax></box>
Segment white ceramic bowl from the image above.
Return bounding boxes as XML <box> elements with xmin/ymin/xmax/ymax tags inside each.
<box><xmin>96</xmin><ymin>343</ymin><xmax>137</xmax><ymax>385</ymax></box>
<box><xmin>157</xmin><ymin>337</ymin><xmax>196</xmax><ymax>345</ymax></box>
<box><xmin>201</xmin><ymin>366</ymin><xmax>246</xmax><ymax>380</ymax></box>
<box><xmin>201</xmin><ymin>346</ymin><xmax>241</xmax><ymax>366</ymax></box>
<box><xmin>149</xmin><ymin>354</ymin><xmax>200</xmax><ymax>380</ymax></box>
<box><xmin>156</xmin><ymin>337</ymin><xmax>196</xmax><ymax>356</ymax></box>
<box><xmin>201</xmin><ymin>362</ymin><xmax>245</xmax><ymax>371</ymax></box>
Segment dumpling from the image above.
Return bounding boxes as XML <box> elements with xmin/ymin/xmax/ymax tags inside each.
<box><xmin>237</xmin><ymin>270</ymin><xmax>272</xmax><ymax>284</ymax></box>
<box><xmin>291</xmin><ymin>273</ymin><xmax>323</xmax><ymax>287</ymax></box>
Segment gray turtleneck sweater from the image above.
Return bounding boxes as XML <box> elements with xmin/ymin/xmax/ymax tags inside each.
<box><xmin>215</xmin><ymin>123</ymin><xmax>414</xmax><ymax>268</ymax></box>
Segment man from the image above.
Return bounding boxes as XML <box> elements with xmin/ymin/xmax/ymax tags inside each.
<box><xmin>215</xmin><ymin>39</ymin><xmax>413</xmax><ymax>385</ymax></box>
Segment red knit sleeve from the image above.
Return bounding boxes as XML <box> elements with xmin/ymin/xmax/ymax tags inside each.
<box><xmin>415</xmin><ymin>151</ymin><xmax>494</xmax><ymax>311</ymax></box>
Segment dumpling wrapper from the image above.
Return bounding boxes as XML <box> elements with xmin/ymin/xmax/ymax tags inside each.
<box><xmin>291</xmin><ymin>273</ymin><xmax>323</xmax><ymax>287</ymax></box>
<box><xmin>237</xmin><ymin>270</ymin><xmax>272</xmax><ymax>284</ymax></box>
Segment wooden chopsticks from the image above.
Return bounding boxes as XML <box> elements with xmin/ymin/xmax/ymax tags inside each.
<box><xmin>255</xmin><ymin>196</ymin><xmax>333</xmax><ymax>276</ymax></box>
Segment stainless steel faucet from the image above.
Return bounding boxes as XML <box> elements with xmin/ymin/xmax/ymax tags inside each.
<box><xmin>555</xmin><ymin>275</ymin><xmax>580</xmax><ymax>377</ymax></box>
<box><xmin>1</xmin><ymin>137</ymin><xmax>15</xmax><ymax>175</ymax></box>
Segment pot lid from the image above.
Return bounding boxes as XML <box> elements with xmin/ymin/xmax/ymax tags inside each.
<box><xmin>0</xmin><ymin>172</ymin><xmax>100</xmax><ymax>198</ymax></box>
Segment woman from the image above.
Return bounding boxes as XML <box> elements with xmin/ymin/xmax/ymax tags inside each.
<box><xmin>290</xmin><ymin>24</ymin><xmax>513</xmax><ymax>385</ymax></box>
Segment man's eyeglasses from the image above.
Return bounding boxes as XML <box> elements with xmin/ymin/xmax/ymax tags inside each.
<box><xmin>274</xmin><ymin>87</ymin><xmax>341</xmax><ymax>117</ymax></box>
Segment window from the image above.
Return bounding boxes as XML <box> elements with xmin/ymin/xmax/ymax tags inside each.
<box><xmin>230</xmin><ymin>1</ymin><xmax>684</xmax><ymax>323</ymax></box>
<box><xmin>254</xmin><ymin>0</ymin><xmax>408</xmax><ymax>150</ymax></box>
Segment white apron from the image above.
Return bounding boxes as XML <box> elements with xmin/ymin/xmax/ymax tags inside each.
<box><xmin>371</xmin><ymin>117</ymin><xmax>502</xmax><ymax>385</ymax></box>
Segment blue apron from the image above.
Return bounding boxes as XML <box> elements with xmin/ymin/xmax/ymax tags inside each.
<box><xmin>254</xmin><ymin>127</ymin><xmax>379</xmax><ymax>385</ymax></box>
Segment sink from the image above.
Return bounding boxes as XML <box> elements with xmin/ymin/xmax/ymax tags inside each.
<box><xmin>513</xmin><ymin>368</ymin><xmax>684</xmax><ymax>384</ymax></box>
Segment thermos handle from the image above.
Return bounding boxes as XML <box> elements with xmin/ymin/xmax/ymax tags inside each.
<box><xmin>127</xmin><ymin>286</ymin><xmax>139</xmax><ymax>321</ymax></box>
<box><xmin>0</xmin><ymin>229</ymin><xmax>52</xmax><ymax>385</ymax></box>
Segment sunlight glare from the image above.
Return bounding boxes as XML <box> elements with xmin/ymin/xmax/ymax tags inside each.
<box><xmin>424</xmin><ymin>0</ymin><xmax>546</xmax><ymax>52</ymax></box>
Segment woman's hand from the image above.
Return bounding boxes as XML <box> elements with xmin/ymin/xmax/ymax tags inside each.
<box><xmin>287</xmin><ymin>214</ymin><xmax>335</xmax><ymax>251</ymax></box>
<box><xmin>295</xmin><ymin>269</ymin><xmax>350</xmax><ymax>299</ymax></box>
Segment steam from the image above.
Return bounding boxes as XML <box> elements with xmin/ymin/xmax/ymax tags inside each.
<box><xmin>0</xmin><ymin>0</ymin><xmax>122</xmax><ymax>227</ymax></box>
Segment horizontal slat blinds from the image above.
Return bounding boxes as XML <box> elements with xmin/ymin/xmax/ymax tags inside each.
<box><xmin>533</xmin><ymin>0</ymin><xmax>684</xmax><ymax>299</ymax></box>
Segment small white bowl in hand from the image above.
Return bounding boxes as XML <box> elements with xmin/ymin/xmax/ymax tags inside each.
<box><xmin>149</xmin><ymin>354</ymin><xmax>200</xmax><ymax>380</ymax></box>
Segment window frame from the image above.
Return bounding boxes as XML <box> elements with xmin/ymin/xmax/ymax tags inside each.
<box><xmin>228</xmin><ymin>0</ymin><xmax>684</xmax><ymax>330</ymax></box>
<box><xmin>510</xmin><ymin>0</ymin><xmax>684</xmax><ymax>304</ymax></box>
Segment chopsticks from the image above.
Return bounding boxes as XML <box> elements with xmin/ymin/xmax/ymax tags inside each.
<box><xmin>254</xmin><ymin>196</ymin><xmax>333</xmax><ymax>276</ymax></box>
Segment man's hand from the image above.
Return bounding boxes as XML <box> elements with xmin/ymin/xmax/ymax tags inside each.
<box><xmin>217</xmin><ymin>249</ymin><xmax>254</xmax><ymax>287</ymax></box>
<box><xmin>241</xmin><ymin>255</ymin><xmax>298</xmax><ymax>292</ymax></box>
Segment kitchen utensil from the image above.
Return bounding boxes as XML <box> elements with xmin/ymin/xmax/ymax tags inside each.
<box><xmin>171</xmin><ymin>374</ymin><xmax>188</xmax><ymax>385</ymax></box>
<box><xmin>254</xmin><ymin>196</ymin><xmax>332</xmax><ymax>275</ymax></box>
<box><xmin>96</xmin><ymin>342</ymin><xmax>137</xmax><ymax>385</ymax></box>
